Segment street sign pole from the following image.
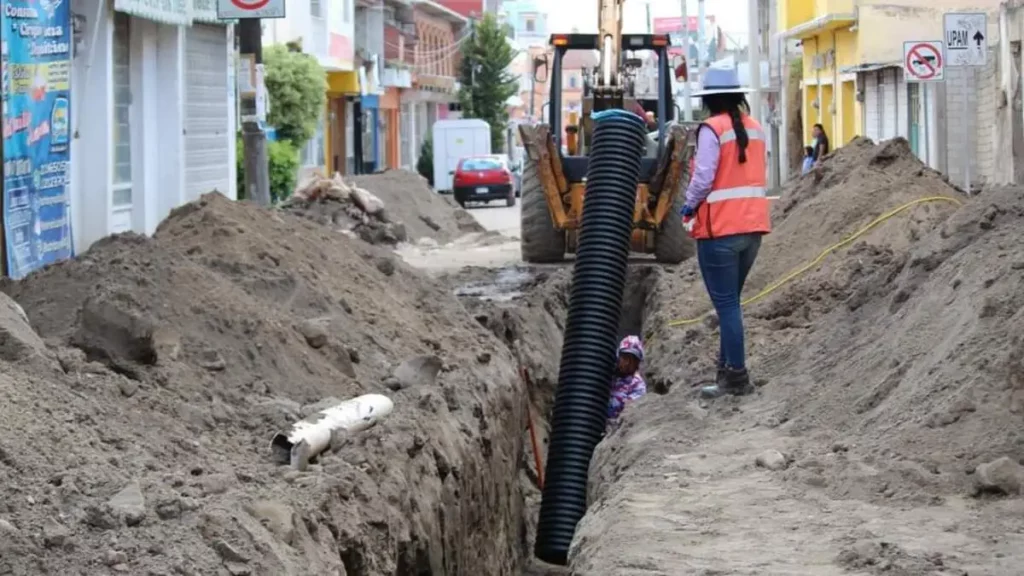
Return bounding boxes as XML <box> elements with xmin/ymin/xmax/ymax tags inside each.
<box><xmin>944</xmin><ymin>12</ymin><xmax>986</xmax><ymax>196</ymax></box>
<box><xmin>219</xmin><ymin>0</ymin><xmax>286</xmax><ymax>205</ymax></box>
<box><xmin>964</xmin><ymin>70</ymin><xmax>971</xmax><ymax>195</ymax></box>
<box><xmin>238</xmin><ymin>20</ymin><xmax>270</xmax><ymax>206</ymax></box>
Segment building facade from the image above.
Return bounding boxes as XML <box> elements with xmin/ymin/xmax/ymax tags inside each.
<box><xmin>406</xmin><ymin>1</ymin><xmax>466</xmax><ymax>164</ymax></box>
<box><xmin>70</xmin><ymin>0</ymin><xmax>235</xmax><ymax>252</ymax></box>
<box><xmin>502</xmin><ymin>0</ymin><xmax>548</xmax><ymax>47</ymax></box>
<box><xmin>434</xmin><ymin>0</ymin><xmax>501</xmax><ymax>18</ymax></box>
<box><xmin>263</xmin><ymin>0</ymin><xmax>358</xmax><ymax>175</ymax></box>
<box><xmin>779</xmin><ymin>0</ymin><xmax>1001</xmax><ymax>173</ymax></box>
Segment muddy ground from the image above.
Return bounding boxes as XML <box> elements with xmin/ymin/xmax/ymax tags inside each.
<box><xmin>1</xmin><ymin>138</ymin><xmax>1022</xmax><ymax>576</ymax></box>
<box><xmin>444</xmin><ymin>139</ymin><xmax>1024</xmax><ymax>575</ymax></box>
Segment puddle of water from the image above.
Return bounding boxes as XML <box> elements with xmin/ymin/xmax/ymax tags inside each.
<box><xmin>454</xmin><ymin>266</ymin><xmax>535</xmax><ymax>302</ymax></box>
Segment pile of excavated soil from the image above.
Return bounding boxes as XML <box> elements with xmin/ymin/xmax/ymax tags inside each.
<box><xmin>283</xmin><ymin>170</ymin><xmax>485</xmax><ymax>246</ymax></box>
<box><xmin>0</xmin><ymin>193</ymin><xmax>529</xmax><ymax>575</ymax></box>
<box><xmin>514</xmin><ymin>138</ymin><xmax>1024</xmax><ymax>573</ymax></box>
<box><xmin>350</xmin><ymin>170</ymin><xmax>486</xmax><ymax>242</ymax></box>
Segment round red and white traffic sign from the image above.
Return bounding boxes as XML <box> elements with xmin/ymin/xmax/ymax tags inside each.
<box><xmin>904</xmin><ymin>42</ymin><xmax>943</xmax><ymax>80</ymax></box>
<box><xmin>231</xmin><ymin>0</ymin><xmax>271</xmax><ymax>11</ymax></box>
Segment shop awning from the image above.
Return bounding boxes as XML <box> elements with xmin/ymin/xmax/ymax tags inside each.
<box><xmin>327</xmin><ymin>71</ymin><xmax>360</xmax><ymax>95</ymax></box>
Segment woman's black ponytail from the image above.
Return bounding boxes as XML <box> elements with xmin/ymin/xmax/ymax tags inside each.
<box><xmin>728</xmin><ymin>97</ymin><xmax>750</xmax><ymax>164</ymax></box>
<box><xmin>703</xmin><ymin>94</ymin><xmax>752</xmax><ymax>164</ymax></box>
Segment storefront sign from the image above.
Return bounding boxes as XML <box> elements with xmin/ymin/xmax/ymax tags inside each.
<box><xmin>1</xmin><ymin>0</ymin><xmax>74</xmax><ymax>279</ymax></box>
<box><xmin>192</xmin><ymin>0</ymin><xmax>221</xmax><ymax>23</ymax></box>
<box><xmin>113</xmin><ymin>0</ymin><xmax>190</xmax><ymax>26</ymax></box>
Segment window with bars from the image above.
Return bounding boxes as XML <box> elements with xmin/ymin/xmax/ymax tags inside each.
<box><xmin>310</xmin><ymin>0</ymin><xmax>322</xmax><ymax>19</ymax></box>
<box><xmin>112</xmin><ymin>12</ymin><xmax>132</xmax><ymax>208</ymax></box>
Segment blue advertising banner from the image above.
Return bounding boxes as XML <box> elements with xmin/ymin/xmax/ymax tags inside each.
<box><xmin>1</xmin><ymin>0</ymin><xmax>73</xmax><ymax>279</ymax></box>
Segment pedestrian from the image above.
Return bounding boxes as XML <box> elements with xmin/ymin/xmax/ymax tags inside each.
<box><xmin>812</xmin><ymin>123</ymin><xmax>830</xmax><ymax>164</ymax></box>
<box><xmin>801</xmin><ymin>145</ymin><xmax>815</xmax><ymax>175</ymax></box>
<box><xmin>608</xmin><ymin>336</ymin><xmax>647</xmax><ymax>423</ymax></box>
<box><xmin>679</xmin><ymin>67</ymin><xmax>771</xmax><ymax>398</ymax></box>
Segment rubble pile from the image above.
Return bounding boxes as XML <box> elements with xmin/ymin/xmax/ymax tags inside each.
<box><xmin>282</xmin><ymin>172</ymin><xmax>409</xmax><ymax>246</ymax></box>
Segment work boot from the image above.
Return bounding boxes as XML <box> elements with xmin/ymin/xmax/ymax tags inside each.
<box><xmin>699</xmin><ymin>367</ymin><xmax>755</xmax><ymax>399</ymax></box>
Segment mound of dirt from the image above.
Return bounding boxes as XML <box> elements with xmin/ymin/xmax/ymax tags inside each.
<box><xmin>0</xmin><ymin>193</ymin><xmax>528</xmax><ymax>575</ymax></box>
<box><xmin>350</xmin><ymin>170</ymin><xmax>486</xmax><ymax>242</ymax></box>
<box><xmin>563</xmin><ymin>138</ymin><xmax>1024</xmax><ymax>573</ymax></box>
<box><xmin>282</xmin><ymin>170</ymin><xmax>485</xmax><ymax>247</ymax></box>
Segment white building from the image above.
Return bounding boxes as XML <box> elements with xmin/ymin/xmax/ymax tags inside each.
<box><xmin>71</xmin><ymin>0</ymin><xmax>235</xmax><ymax>251</ymax></box>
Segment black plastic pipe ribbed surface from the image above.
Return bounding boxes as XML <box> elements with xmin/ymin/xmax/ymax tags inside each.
<box><xmin>534</xmin><ymin>110</ymin><xmax>647</xmax><ymax>566</ymax></box>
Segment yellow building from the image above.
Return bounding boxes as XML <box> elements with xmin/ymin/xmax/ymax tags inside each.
<box><xmin>779</xmin><ymin>0</ymin><xmax>859</xmax><ymax>148</ymax></box>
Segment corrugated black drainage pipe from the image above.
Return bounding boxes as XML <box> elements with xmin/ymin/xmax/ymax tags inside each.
<box><xmin>534</xmin><ymin>109</ymin><xmax>647</xmax><ymax>566</ymax></box>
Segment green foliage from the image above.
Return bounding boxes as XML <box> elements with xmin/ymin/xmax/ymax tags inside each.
<box><xmin>263</xmin><ymin>45</ymin><xmax>327</xmax><ymax>146</ymax></box>
<box><xmin>416</xmin><ymin>137</ymin><xmax>434</xmax><ymax>186</ymax></box>
<box><xmin>789</xmin><ymin>57</ymin><xmax>803</xmax><ymax>79</ymax></box>
<box><xmin>236</xmin><ymin>137</ymin><xmax>300</xmax><ymax>203</ymax></box>
<box><xmin>458</xmin><ymin>13</ymin><xmax>519</xmax><ymax>151</ymax></box>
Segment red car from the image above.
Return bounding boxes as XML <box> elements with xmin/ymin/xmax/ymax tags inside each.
<box><xmin>451</xmin><ymin>155</ymin><xmax>516</xmax><ymax>208</ymax></box>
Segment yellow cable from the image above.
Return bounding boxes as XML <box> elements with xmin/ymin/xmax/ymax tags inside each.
<box><xmin>664</xmin><ymin>196</ymin><xmax>964</xmax><ymax>328</ymax></box>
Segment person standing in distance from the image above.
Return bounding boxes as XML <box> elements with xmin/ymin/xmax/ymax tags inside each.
<box><xmin>679</xmin><ymin>68</ymin><xmax>772</xmax><ymax>398</ymax></box>
<box><xmin>812</xmin><ymin>123</ymin><xmax>830</xmax><ymax>164</ymax></box>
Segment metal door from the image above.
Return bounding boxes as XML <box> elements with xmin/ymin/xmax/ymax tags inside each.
<box><xmin>184</xmin><ymin>24</ymin><xmax>230</xmax><ymax>200</ymax></box>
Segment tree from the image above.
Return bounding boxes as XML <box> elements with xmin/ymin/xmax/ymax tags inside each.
<box><xmin>458</xmin><ymin>13</ymin><xmax>519</xmax><ymax>151</ymax></box>
<box><xmin>416</xmin><ymin>137</ymin><xmax>434</xmax><ymax>186</ymax></box>
<box><xmin>263</xmin><ymin>44</ymin><xmax>327</xmax><ymax>146</ymax></box>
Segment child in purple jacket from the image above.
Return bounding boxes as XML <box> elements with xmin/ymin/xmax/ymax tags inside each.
<box><xmin>608</xmin><ymin>335</ymin><xmax>647</xmax><ymax>422</ymax></box>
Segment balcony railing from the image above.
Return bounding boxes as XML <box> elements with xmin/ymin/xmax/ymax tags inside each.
<box><xmin>384</xmin><ymin>23</ymin><xmax>416</xmax><ymax>63</ymax></box>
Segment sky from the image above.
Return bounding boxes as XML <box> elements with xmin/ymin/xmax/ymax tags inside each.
<box><xmin>545</xmin><ymin>0</ymin><xmax>751</xmax><ymax>47</ymax></box>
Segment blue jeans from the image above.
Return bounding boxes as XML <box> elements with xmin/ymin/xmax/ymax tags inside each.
<box><xmin>697</xmin><ymin>233</ymin><xmax>762</xmax><ymax>370</ymax></box>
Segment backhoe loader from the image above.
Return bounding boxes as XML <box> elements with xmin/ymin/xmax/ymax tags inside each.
<box><xmin>517</xmin><ymin>0</ymin><xmax>696</xmax><ymax>264</ymax></box>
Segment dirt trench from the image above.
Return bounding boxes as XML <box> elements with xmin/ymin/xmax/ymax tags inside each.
<box><xmin>442</xmin><ymin>264</ymin><xmax>673</xmax><ymax>573</ymax></box>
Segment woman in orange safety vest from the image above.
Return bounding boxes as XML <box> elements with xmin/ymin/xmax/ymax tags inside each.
<box><xmin>680</xmin><ymin>67</ymin><xmax>771</xmax><ymax>399</ymax></box>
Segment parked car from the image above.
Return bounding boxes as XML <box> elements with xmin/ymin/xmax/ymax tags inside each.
<box><xmin>451</xmin><ymin>155</ymin><xmax>516</xmax><ymax>208</ymax></box>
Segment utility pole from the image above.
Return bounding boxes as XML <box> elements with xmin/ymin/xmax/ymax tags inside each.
<box><xmin>680</xmin><ymin>0</ymin><xmax>692</xmax><ymax>121</ymax></box>
<box><xmin>748</xmin><ymin>0</ymin><xmax>762</xmax><ymax>122</ymax></box>
<box><xmin>645</xmin><ymin>2</ymin><xmax>652</xmax><ymax>33</ymax></box>
<box><xmin>697</xmin><ymin>0</ymin><xmax>706</xmax><ymax>77</ymax></box>
<box><xmin>238</xmin><ymin>19</ymin><xmax>271</xmax><ymax>205</ymax></box>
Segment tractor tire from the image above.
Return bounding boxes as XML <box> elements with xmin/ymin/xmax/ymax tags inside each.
<box><xmin>520</xmin><ymin>158</ymin><xmax>566</xmax><ymax>263</ymax></box>
<box><xmin>654</xmin><ymin>188</ymin><xmax>696</xmax><ymax>264</ymax></box>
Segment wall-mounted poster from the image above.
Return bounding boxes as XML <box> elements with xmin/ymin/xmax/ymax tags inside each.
<box><xmin>1</xmin><ymin>0</ymin><xmax>73</xmax><ymax>279</ymax></box>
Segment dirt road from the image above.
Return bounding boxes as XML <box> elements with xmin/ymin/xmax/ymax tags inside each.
<box><xmin>395</xmin><ymin>199</ymin><xmax>523</xmax><ymax>271</ymax></box>
<box><xmin>462</xmin><ymin>202</ymin><xmax>521</xmax><ymax>238</ymax></box>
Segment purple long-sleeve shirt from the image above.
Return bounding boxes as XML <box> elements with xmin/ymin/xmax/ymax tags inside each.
<box><xmin>684</xmin><ymin>125</ymin><xmax>720</xmax><ymax>210</ymax></box>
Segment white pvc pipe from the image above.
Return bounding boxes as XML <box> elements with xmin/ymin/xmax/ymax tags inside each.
<box><xmin>270</xmin><ymin>394</ymin><xmax>394</xmax><ymax>470</ymax></box>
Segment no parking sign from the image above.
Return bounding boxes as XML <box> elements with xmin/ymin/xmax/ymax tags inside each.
<box><xmin>217</xmin><ymin>0</ymin><xmax>285</xmax><ymax>19</ymax></box>
<box><xmin>903</xmin><ymin>41</ymin><xmax>945</xmax><ymax>83</ymax></box>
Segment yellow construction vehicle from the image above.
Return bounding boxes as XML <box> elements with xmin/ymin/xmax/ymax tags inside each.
<box><xmin>517</xmin><ymin>0</ymin><xmax>696</xmax><ymax>264</ymax></box>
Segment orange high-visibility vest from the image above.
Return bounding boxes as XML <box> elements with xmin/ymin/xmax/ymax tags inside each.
<box><xmin>689</xmin><ymin>113</ymin><xmax>771</xmax><ymax>240</ymax></box>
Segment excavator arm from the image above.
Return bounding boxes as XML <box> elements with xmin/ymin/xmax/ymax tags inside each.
<box><xmin>516</xmin><ymin>0</ymin><xmax>697</xmax><ymax>264</ymax></box>
<box><xmin>593</xmin><ymin>0</ymin><xmax>627</xmax><ymax>112</ymax></box>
